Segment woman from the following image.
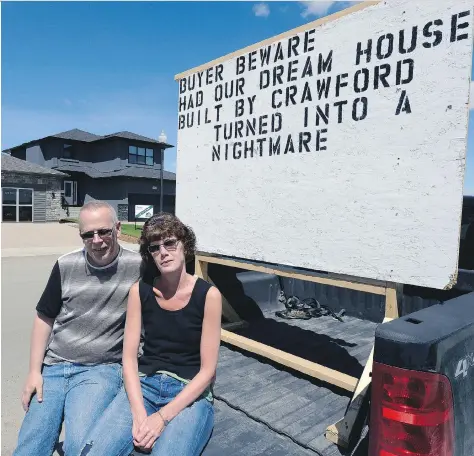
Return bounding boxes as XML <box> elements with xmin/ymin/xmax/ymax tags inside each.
<box><xmin>79</xmin><ymin>213</ymin><xmax>222</xmax><ymax>456</ymax></box>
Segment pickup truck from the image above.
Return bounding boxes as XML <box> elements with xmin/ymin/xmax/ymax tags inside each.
<box><xmin>200</xmin><ymin>195</ymin><xmax>474</xmax><ymax>456</ymax></box>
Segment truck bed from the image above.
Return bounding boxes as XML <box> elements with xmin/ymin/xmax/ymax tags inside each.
<box><xmin>204</xmin><ymin>400</ymin><xmax>317</xmax><ymax>456</ymax></box>
<box><xmin>199</xmin><ymin>259</ymin><xmax>474</xmax><ymax>456</ymax></box>
<box><xmin>203</xmin><ymin>311</ymin><xmax>377</xmax><ymax>455</ymax></box>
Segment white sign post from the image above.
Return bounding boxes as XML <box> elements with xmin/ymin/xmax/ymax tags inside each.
<box><xmin>175</xmin><ymin>0</ymin><xmax>473</xmax><ymax>290</ymax></box>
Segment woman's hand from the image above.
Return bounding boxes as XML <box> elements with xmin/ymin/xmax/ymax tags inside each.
<box><xmin>134</xmin><ymin>412</ymin><xmax>166</xmax><ymax>450</ymax></box>
<box><xmin>132</xmin><ymin>408</ymin><xmax>148</xmax><ymax>446</ymax></box>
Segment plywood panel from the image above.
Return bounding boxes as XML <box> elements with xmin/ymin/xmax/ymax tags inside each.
<box><xmin>175</xmin><ymin>0</ymin><xmax>473</xmax><ymax>289</ymax></box>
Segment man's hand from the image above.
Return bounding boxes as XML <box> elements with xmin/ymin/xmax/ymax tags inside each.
<box><xmin>134</xmin><ymin>412</ymin><xmax>166</xmax><ymax>450</ymax></box>
<box><xmin>21</xmin><ymin>371</ymin><xmax>43</xmax><ymax>411</ymax></box>
<box><xmin>22</xmin><ymin>313</ymin><xmax>54</xmax><ymax>412</ymax></box>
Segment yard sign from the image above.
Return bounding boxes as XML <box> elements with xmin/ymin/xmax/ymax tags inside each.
<box><xmin>135</xmin><ymin>205</ymin><xmax>154</xmax><ymax>219</ymax></box>
<box><xmin>175</xmin><ymin>0</ymin><xmax>473</xmax><ymax>289</ymax></box>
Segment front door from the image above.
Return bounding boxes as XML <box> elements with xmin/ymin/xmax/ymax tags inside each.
<box><xmin>63</xmin><ymin>181</ymin><xmax>77</xmax><ymax>205</ymax></box>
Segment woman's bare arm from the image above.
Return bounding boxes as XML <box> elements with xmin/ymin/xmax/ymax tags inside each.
<box><xmin>122</xmin><ymin>282</ymin><xmax>147</xmax><ymax>419</ymax></box>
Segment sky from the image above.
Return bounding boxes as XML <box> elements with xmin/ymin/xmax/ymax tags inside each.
<box><xmin>1</xmin><ymin>1</ymin><xmax>474</xmax><ymax>195</ymax></box>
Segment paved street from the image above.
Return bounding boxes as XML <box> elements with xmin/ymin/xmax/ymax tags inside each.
<box><xmin>2</xmin><ymin>254</ymin><xmax>59</xmax><ymax>455</ymax></box>
<box><xmin>1</xmin><ymin>223</ymin><xmax>138</xmax><ymax>455</ymax></box>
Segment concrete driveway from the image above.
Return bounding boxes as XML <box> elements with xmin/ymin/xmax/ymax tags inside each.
<box><xmin>3</xmin><ymin>222</ymin><xmax>89</xmax><ymax>257</ymax></box>
<box><xmin>1</xmin><ymin>222</ymin><xmax>138</xmax><ymax>455</ymax></box>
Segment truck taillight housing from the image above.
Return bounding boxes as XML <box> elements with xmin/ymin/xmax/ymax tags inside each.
<box><xmin>369</xmin><ymin>362</ymin><xmax>455</xmax><ymax>456</ymax></box>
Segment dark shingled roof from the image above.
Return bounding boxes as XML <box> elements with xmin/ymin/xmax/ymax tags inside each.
<box><xmin>53</xmin><ymin>128</ymin><xmax>102</xmax><ymax>142</ymax></box>
<box><xmin>54</xmin><ymin>163</ymin><xmax>176</xmax><ymax>181</ymax></box>
<box><xmin>1</xmin><ymin>153</ymin><xmax>69</xmax><ymax>177</ymax></box>
<box><xmin>102</xmin><ymin>131</ymin><xmax>162</xmax><ymax>144</ymax></box>
<box><xmin>3</xmin><ymin>128</ymin><xmax>174</xmax><ymax>152</ymax></box>
<box><xmin>104</xmin><ymin>168</ymin><xmax>177</xmax><ymax>180</ymax></box>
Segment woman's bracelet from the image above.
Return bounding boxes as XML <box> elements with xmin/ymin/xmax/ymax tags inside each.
<box><xmin>157</xmin><ymin>410</ymin><xmax>169</xmax><ymax>427</ymax></box>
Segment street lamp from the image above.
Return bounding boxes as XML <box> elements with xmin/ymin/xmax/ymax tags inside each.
<box><xmin>158</xmin><ymin>130</ymin><xmax>167</xmax><ymax>213</ymax></box>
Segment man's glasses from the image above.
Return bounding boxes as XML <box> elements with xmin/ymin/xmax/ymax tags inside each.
<box><xmin>80</xmin><ymin>228</ymin><xmax>114</xmax><ymax>241</ymax></box>
<box><xmin>148</xmin><ymin>239</ymin><xmax>179</xmax><ymax>253</ymax></box>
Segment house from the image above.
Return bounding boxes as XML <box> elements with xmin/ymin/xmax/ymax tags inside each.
<box><xmin>1</xmin><ymin>153</ymin><xmax>69</xmax><ymax>222</ymax></box>
<box><xmin>3</xmin><ymin>128</ymin><xmax>176</xmax><ymax>221</ymax></box>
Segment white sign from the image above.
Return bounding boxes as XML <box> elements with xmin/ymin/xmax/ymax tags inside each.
<box><xmin>135</xmin><ymin>205</ymin><xmax>154</xmax><ymax>219</ymax></box>
<box><xmin>175</xmin><ymin>0</ymin><xmax>473</xmax><ymax>289</ymax></box>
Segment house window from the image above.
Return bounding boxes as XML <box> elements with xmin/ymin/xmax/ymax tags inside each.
<box><xmin>2</xmin><ymin>187</ymin><xmax>33</xmax><ymax>222</ymax></box>
<box><xmin>63</xmin><ymin>143</ymin><xmax>75</xmax><ymax>159</ymax></box>
<box><xmin>129</xmin><ymin>146</ymin><xmax>153</xmax><ymax>165</ymax></box>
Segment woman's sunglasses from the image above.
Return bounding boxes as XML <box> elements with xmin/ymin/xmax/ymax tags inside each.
<box><xmin>148</xmin><ymin>239</ymin><xmax>179</xmax><ymax>253</ymax></box>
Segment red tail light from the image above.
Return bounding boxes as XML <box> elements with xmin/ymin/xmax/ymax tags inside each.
<box><xmin>369</xmin><ymin>362</ymin><xmax>455</xmax><ymax>456</ymax></box>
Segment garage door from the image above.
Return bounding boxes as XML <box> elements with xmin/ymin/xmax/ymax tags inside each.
<box><xmin>1</xmin><ymin>188</ymin><xmax>34</xmax><ymax>222</ymax></box>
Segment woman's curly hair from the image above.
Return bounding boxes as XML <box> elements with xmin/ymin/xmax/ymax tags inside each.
<box><xmin>139</xmin><ymin>212</ymin><xmax>197</xmax><ymax>284</ymax></box>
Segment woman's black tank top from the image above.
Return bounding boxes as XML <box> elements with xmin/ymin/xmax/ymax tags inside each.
<box><xmin>137</xmin><ymin>277</ymin><xmax>212</xmax><ymax>380</ymax></box>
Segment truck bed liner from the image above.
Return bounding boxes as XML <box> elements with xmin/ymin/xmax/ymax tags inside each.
<box><xmin>203</xmin><ymin>400</ymin><xmax>317</xmax><ymax>456</ymax></box>
<box><xmin>205</xmin><ymin>311</ymin><xmax>378</xmax><ymax>455</ymax></box>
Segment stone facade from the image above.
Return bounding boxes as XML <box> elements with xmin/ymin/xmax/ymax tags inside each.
<box><xmin>1</xmin><ymin>171</ymin><xmax>65</xmax><ymax>222</ymax></box>
<box><xmin>59</xmin><ymin>206</ymin><xmax>81</xmax><ymax>220</ymax></box>
<box><xmin>117</xmin><ymin>204</ymin><xmax>128</xmax><ymax>221</ymax></box>
<box><xmin>45</xmin><ymin>188</ymin><xmax>64</xmax><ymax>221</ymax></box>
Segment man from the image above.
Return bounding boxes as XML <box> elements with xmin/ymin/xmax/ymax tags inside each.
<box><xmin>13</xmin><ymin>200</ymin><xmax>142</xmax><ymax>456</ymax></box>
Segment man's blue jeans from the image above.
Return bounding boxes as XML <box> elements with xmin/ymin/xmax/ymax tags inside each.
<box><xmin>13</xmin><ymin>362</ymin><xmax>122</xmax><ymax>456</ymax></box>
<box><xmin>79</xmin><ymin>373</ymin><xmax>214</xmax><ymax>456</ymax></box>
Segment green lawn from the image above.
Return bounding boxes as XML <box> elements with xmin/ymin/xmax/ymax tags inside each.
<box><xmin>121</xmin><ymin>223</ymin><xmax>142</xmax><ymax>238</ymax></box>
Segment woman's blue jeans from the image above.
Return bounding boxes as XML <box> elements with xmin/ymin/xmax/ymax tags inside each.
<box><xmin>79</xmin><ymin>373</ymin><xmax>214</xmax><ymax>456</ymax></box>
